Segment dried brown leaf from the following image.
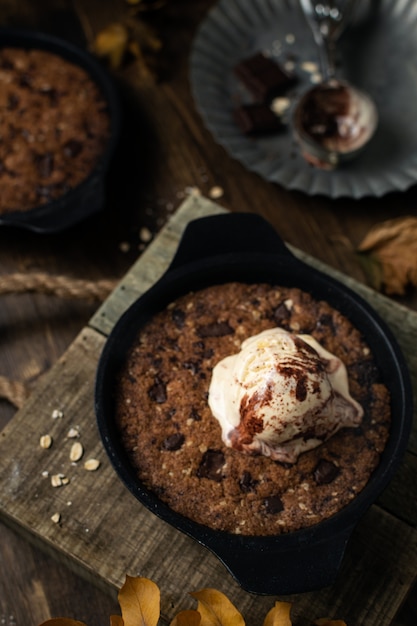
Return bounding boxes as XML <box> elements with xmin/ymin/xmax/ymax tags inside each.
<box><xmin>118</xmin><ymin>575</ymin><xmax>160</xmax><ymax>626</ymax></box>
<box><xmin>170</xmin><ymin>610</ymin><xmax>202</xmax><ymax>626</ymax></box>
<box><xmin>190</xmin><ymin>589</ymin><xmax>245</xmax><ymax>626</ymax></box>
<box><xmin>263</xmin><ymin>601</ymin><xmax>292</xmax><ymax>626</ymax></box>
<box><xmin>357</xmin><ymin>216</ymin><xmax>417</xmax><ymax>295</ymax></box>
<box><xmin>126</xmin><ymin>18</ymin><xmax>162</xmax><ymax>52</ymax></box>
<box><xmin>127</xmin><ymin>40</ymin><xmax>157</xmax><ymax>83</ymax></box>
<box><xmin>110</xmin><ymin>616</ymin><xmax>125</xmax><ymax>626</ymax></box>
<box><xmin>314</xmin><ymin>619</ymin><xmax>347</xmax><ymax>626</ymax></box>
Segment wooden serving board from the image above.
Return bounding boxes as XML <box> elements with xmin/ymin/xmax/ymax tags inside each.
<box><xmin>0</xmin><ymin>195</ymin><xmax>416</xmax><ymax>626</ymax></box>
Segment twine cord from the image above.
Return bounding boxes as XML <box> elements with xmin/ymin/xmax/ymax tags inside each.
<box><xmin>0</xmin><ymin>272</ymin><xmax>117</xmax><ymax>409</ymax></box>
<box><xmin>0</xmin><ymin>272</ymin><xmax>117</xmax><ymax>301</ymax></box>
<box><xmin>0</xmin><ymin>375</ymin><xmax>31</xmax><ymax>409</ymax></box>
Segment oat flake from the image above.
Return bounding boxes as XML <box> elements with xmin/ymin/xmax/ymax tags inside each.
<box><xmin>70</xmin><ymin>441</ymin><xmax>84</xmax><ymax>462</ymax></box>
<box><xmin>209</xmin><ymin>186</ymin><xmax>224</xmax><ymax>199</ymax></box>
<box><xmin>40</xmin><ymin>434</ymin><xmax>52</xmax><ymax>449</ymax></box>
<box><xmin>84</xmin><ymin>458</ymin><xmax>100</xmax><ymax>471</ymax></box>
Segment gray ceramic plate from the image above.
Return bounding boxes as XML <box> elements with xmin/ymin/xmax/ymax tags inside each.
<box><xmin>190</xmin><ymin>0</ymin><xmax>417</xmax><ymax>198</ymax></box>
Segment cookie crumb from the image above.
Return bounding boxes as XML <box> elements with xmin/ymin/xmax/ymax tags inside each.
<box><xmin>209</xmin><ymin>186</ymin><xmax>224</xmax><ymax>199</ymax></box>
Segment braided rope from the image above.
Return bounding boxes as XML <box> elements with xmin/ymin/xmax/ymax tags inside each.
<box><xmin>0</xmin><ymin>376</ymin><xmax>31</xmax><ymax>409</ymax></box>
<box><xmin>0</xmin><ymin>272</ymin><xmax>117</xmax><ymax>301</ymax></box>
<box><xmin>0</xmin><ymin>271</ymin><xmax>118</xmax><ymax>409</ymax></box>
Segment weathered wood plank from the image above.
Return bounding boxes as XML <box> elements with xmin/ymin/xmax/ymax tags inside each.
<box><xmin>1</xmin><ymin>197</ymin><xmax>416</xmax><ymax>626</ymax></box>
<box><xmin>0</xmin><ymin>326</ymin><xmax>415</xmax><ymax>626</ymax></box>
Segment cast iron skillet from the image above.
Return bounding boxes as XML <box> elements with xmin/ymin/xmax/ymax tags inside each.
<box><xmin>95</xmin><ymin>212</ymin><xmax>412</xmax><ymax>595</ymax></box>
<box><xmin>0</xmin><ymin>27</ymin><xmax>121</xmax><ymax>233</ymax></box>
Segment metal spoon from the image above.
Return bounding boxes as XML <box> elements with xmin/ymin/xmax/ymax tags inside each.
<box><xmin>293</xmin><ymin>0</ymin><xmax>378</xmax><ymax>169</ymax></box>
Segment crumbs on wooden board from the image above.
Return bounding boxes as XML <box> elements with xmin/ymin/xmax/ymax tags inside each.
<box><xmin>38</xmin><ymin>407</ymin><xmax>101</xmax><ymax>525</ymax></box>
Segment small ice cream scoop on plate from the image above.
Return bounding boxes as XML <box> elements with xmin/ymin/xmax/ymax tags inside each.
<box><xmin>293</xmin><ymin>0</ymin><xmax>378</xmax><ymax>168</ymax></box>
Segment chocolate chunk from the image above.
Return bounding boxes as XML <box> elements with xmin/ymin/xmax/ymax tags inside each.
<box><xmin>35</xmin><ymin>152</ymin><xmax>54</xmax><ymax>178</ymax></box>
<box><xmin>196</xmin><ymin>321</ymin><xmax>234</xmax><ymax>338</ymax></box>
<box><xmin>162</xmin><ymin>432</ymin><xmax>184</xmax><ymax>451</ymax></box>
<box><xmin>19</xmin><ymin>72</ymin><xmax>32</xmax><ymax>88</ymax></box>
<box><xmin>348</xmin><ymin>360</ymin><xmax>379</xmax><ymax>387</ymax></box>
<box><xmin>264</xmin><ymin>494</ymin><xmax>284</xmax><ymax>514</ymax></box>
<box><xmin>239</xmin><ymin>471</ymin><xmax>258</xmax><ymax>493</ymax></box>
<box><xmin>313</xmin><ymin>459</ymin><xmax>340</xmax><ymax>485</ymax></box>
<box><xmin>7</xmin><ymin>93</ymin><xmax>19</xmax><ymax>110</ymax></box>
<box><xmin>273</xmin><ymin>302</ymin><xmax>291</xmax><ymax>325</ymax></box>
<box><xmin>172</xmin><ymin>307</ymin><xmax>186</xmax><ymax>329</ymax></box>
<box><xmin>63</xmin><ymin>139</ymin><xmax>83</xmax><ymax>158</ymax></box>
<box><xmin>190</xmin><ymin>407</ymin><xmax>202</xmax><ymax>421</ymax></box>
<box><xmin>40</xmin><ymin>87</ymin><xmax>60</xmax><ymax>106</ymax></box>
<box><xmin>233</xmin><ymin>103</ymin><xmax>284</xmax><ymax>136</ymax></box>
<box><xmin>197</xmin><ymin>449</ymin><xmax>225</xmax><ymax>482</ymax></box>
<box><xmin>151</xmin><ymin>356</ymin><xmax>163</xmax><ymax>369</ymax></box>
<box><xmin>317</xmin><ymin>313</ymin><xmax>336</xmax><ymax>333</ymax></box>
<box><xmin>193</xmin><ymin>341</ymin><xmax>214</xmax><ymax>360</ymax></box>
<box><xmin>183</xmin><ymin>360</ymin><xmax>201</xmax><ymax>375</ymax></box>
<box><xmin>165</xmin><ymin>408</ymin><xmax>176</xmax><ymax>419</ymax></box>
<box><xmin>0</xmin><ymin>58</ymin><xmax>13</xmax><ymax>70</ymax></box>
<box><xmin>148</xmin><ymin>378</ymin><xmax>167</xmax><ymax>403</ymax></box>
<box><xmin>234</xmin><ymin>52</ymin><xmax>296</xmax><ymax>102</ymax></box>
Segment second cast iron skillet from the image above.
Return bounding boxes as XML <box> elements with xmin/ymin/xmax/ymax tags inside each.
<box><xmin>95</xmin><ymin>212</ymin><xmax>412</xmax><ymax>595</ymax></box>
<box><xmin>0</xmin><ymin>27</ymin><xmax>121</xmax><ymax>233</ymax></box>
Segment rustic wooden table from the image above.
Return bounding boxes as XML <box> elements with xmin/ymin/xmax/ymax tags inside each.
<box><xmin>0</xmin><ymin>1</ymin><xmax>416</xmax><ymax>624</ymax></box>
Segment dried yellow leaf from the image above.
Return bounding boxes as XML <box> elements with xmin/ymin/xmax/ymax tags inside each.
<box><xmin>35</xmin><ymin>576</ymin><xmax>350</xmax><ymax>626</ymax></box>
<box><xmin>170</xmin><ymin>610</ymin><xmax>202</xmax><ymax>626</ymax></box>
<box><xmin>126</xmin><ymin>18</ymin><xmax>162</xmax><ymax>52</ymax></box>
<box><xmin>263</xmin><ymin>601</ymin><xmax>292</xmax><ymax>626</ymax></box>
<box><xmin>357</xmin><ymin>216</ymin><xmax>417</xmax><ymax>295</ymax></box>
<box><xmin>93</xmin><ymin>23</ymin><xmax>129</xmax><ymax>69</ymax></box>
<box><xmin>190</xmin><ymin>588</ymin><xmax>245</xmax><ymax>626</ymax></box>
<box><xmin>118</xmin><ymin>575</ymin><xmax>160</xmax><ymax>626</ymax></box>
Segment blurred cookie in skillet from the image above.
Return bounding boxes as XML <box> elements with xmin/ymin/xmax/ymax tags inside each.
<box><xmin>0</xmin><ymin>46</ymin><xmax>110</xmax><ymax>215</ymax></box>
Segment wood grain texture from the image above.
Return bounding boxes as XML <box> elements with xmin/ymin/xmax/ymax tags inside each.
<box><xmin>1</xmin><ymin>197</ymin><xmax>416</xmax><ymax>626</ymax></box>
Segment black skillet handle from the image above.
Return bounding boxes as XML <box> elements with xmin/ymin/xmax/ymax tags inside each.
<box><xmin>213</xmin><ymin>524</ymin><xmax>355</xmax><ymax>595</ymax></box>
<box><xmin>168</xmin><ymin>212</ymin><xmax>297</xmax><ymax>271</ymax></box>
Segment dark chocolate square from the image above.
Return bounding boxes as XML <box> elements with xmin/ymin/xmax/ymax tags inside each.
<box><xmin>234</xmin><ymin>52</ymin><xmax>296</xmax><ymax>102</ymax></box>
<box><xmin>233</xmin><ymin>103</ymin><xmax>284</xmax><ymax>136</ymax></box>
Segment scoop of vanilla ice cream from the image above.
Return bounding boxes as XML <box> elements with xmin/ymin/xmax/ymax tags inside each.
<box><xmin>208</xmin><ymin>328</ymin><xmax>363</xmax><ymax>464</ymax></box>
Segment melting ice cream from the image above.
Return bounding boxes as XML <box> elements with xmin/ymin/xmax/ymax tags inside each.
<box><xmin>208</xmin><ymin>328</ymin><xmax>363</xmax><ymax>464</ymax></box>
